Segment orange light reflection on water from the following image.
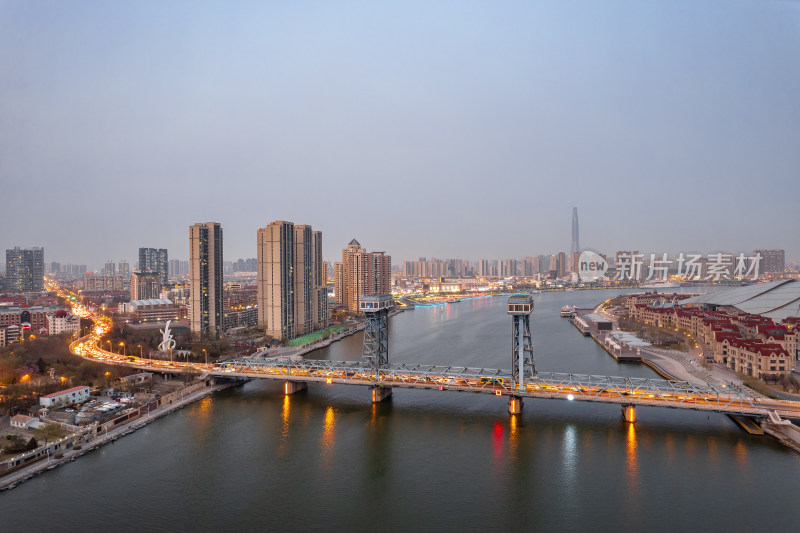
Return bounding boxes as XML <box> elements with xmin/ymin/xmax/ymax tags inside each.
<box><xmin>196</xmin><ymin>396</ymin><xmax>212</xmax><ymax>417</ymax></box>
<box><xmin>281</xmin><ymin>395</ymin><xmax>291</xmax><ymax>441</ymax></box>
<box><xmin>626</xmin><ymin>422</ymin><xmax>639</xmax><ymax>480</ymax></box>
<box><xmin>509</xmin><ymin>414</ymin><xmax>520</xmax><ymax>457</ymax></box>
<box><xmin>321</xmin><ymin>407</ymin><xmax>336</xmax><ymax>448</ymax></box>
<box><xmin>734</xmin><ymin>440</ymin><xmax>748</xmax><ymax>468</ymax></box>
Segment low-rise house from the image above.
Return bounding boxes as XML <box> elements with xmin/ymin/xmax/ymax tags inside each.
<box><xmin>10</xmin><ymin>414</ymin><xmax>42</xmax><ymax>429</ymax></box>
<box><xmin>39</xmin><ymin>385</ymin><xmax>91</xmax><ymax>407</ymax></box>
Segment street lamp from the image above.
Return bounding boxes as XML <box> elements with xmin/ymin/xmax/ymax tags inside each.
<box><xmin>203</xmin><ymin>348</ymin><xmax>208</xmax><ymax>366</ymax></box>
<box><xmin>138</xmin><ymin>344</ymin><xmax>142</xmax><ymax>358</ymax></box>
<box><xmin>119</xmin><ymin>342</ymin><xmax>125</xmax><ymax>357</ymax></box>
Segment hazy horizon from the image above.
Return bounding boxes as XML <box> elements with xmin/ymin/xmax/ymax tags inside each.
<box><xmin>2</xmin><ymin>1</ymin><xmax>798</xmax><ymax>268</ymax></box>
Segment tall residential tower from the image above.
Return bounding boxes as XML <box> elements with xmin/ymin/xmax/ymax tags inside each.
<box><xmin>189</xmin><ymin>223</ymin><xmax>223</xmax><ymax>339</ymax></box>
<box><xmin>139</xmin><ymin>248</ymin><xmax>169</xmax><ymax>285</ymax></box>
<box><xmin>334</xmin><ymin>239</ymin><xmax>391</xmax><ymax>313</ymax></box>
<box><xmin>257</xmin><ymin>221</ymin><xmax>328</xmax><ymax>340</ymax></box>
<box><xmin>5</xmin><ymin>247</ymin><xmax>44</xmax><ymax>292</ymax></box>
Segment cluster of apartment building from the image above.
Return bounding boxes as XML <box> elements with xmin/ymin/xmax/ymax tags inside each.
<box><xmin>626</xmin><ymin>293</ymin><xmax>798</xmax><ymax>379</ymax></box>
<box><xmin>402</xmin><ymin>256</ymin><xmax>559</xmax><ymax>279</ymax></box>
<box><xmin>0</xmin><ymin>306</ymin><xmax>81</xmax><ymax>346</ymax></box>
<box><xmin>398</xmin><ymin>248</ymin><xmax>788</xmax><ymax>283</ymax></box>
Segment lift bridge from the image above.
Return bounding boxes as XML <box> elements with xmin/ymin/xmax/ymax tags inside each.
<box><xmin>214</xmin><ymin>294</ymin><xmax>799</xmax><ymax>422</ymax></box>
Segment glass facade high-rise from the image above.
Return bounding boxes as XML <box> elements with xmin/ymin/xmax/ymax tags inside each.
<box><xmin>571</xmin><ymin>207</ymin><xmax>580</xmax><ymax>256</ymax></box>
<box><xmin>189</xmin><ymin>223</ymin><xmax>223</xmax><ymax>339</ymax></box>
<box><xmin>5</xmin><ymin>247</ymin><xmax>44</xmax><ymax>292</ymax></box>
<box><xmin>139</xmin><ymin>247</ymin><xmax>169</xmax><ymax>285</ymax></box>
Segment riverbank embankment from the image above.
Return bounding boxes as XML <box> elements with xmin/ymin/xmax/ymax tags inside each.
<box><xmin>1</xmin><ymin>380</ymin><xmax>239</xmax><ymax>492</ymax></box>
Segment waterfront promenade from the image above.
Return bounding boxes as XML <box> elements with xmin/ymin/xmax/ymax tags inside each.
<box><xmin>584</xmin><ymin>300</ymin><xmax>755</xmax><ymax>389</ymax></box>
<box><xmin>0</xmin><ymin>381</ymin><xmax>235</xmax><ymax>492</ymax></box>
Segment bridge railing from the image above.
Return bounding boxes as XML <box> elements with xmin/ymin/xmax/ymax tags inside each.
<box><xmin>213</xmin><ymin>358</ymin><xmax>766</xmax><ymax>415</ymax></box>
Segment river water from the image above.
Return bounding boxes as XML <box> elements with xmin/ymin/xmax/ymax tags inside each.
<box><xmin>2</xmin><ymin>290</ymin><xmax>798</xmax><ymax>532</ymax></box>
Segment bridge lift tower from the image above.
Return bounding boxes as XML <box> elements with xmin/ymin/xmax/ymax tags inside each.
<box><xmin>507</xmin><ymin>294</ymin><xmax>535</xmax><ymax>414</ymax></box>
<box><xmin>360</xmin><ymin>294</ymin><xmax>394</xmax><ymax>402</ymax></box>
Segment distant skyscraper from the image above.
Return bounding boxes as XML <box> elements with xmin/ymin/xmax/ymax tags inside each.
<box><xmin>130</xmin><ymin>271</ymin><xmax>161</xmax><ymax>300</ymax></box>
<box><xmin>501</xmin><ymin>259</ymin><xmax>518</xmax><ymax>277</ymax></box>
<box><xmin>571</xmin><ymin>207</ymin><xmax>580</xmax><ymax>256</ymax></box>
<box><xmin>754</xmin><ymin>249</ymin><xmax>785</xmax><ymax>275</ymax></box>
<box><xmin>139</xmin><ymin>248</ymin><xmax>169</xmax><ymax>285</ymax></box>
<box><xmin>311</xmin><ymin>231</ymin><xmax>328</xmax><ymax>331</ymax></box>
<box><xmin>556</xmin><ymin>252</ymin><xmax>567</xmax><ymax>278</ymax></box>
<box><xmin>104</xmin><ymin>260</ymin><xmax>116</xmax><ymax>277</ymax></box>
<box><xmin>118</xmin><ymin>260</ymin><xmax>130</xmax><ymax>285</ymax></box>
<box><xmin>169</xmin><ymin>259</ymin><xmax>190</xmax><ymax>278</ymax></box>
<box><xmin>5</xmin><ymin>247</ymin><xmax>44</xmax><ymax>292</ymax></box>
<box><xmin>190</xmin><ymin>222</ymin><xmax>223</xmax><ymax>339</ymax></box>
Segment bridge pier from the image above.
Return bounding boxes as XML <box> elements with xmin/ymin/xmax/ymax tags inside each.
<box><xmin>284</xmin><ymin>381</ymin><xmax>307</xmax><ymax>395</ymax></box>
<box><xmin>371</xmin><ymin>386</ymin><xmax>392</xmax><ymax>403</ymax></box>
<box><xmin>623</xmin><ymin>404</ymin><xmax>636</xmax><ymax>423</ymax></box>
<box><xmin>508</xmin><ymin>396</ymin><xmax>523</xmax><ymax>415</ymax></box>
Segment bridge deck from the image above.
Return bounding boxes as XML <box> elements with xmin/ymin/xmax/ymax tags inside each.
<box><xmin>70</xmin><ymin>336</ymin><xmax>800</xmax><ymax>420</ymax></box>
<box><xmin>214</xmin><ymin>358</ymin><xmax>793</xmax><ymax>418</ymax></box>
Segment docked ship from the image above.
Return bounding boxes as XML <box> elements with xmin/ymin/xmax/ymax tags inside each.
<box><xmin>560</xmin><ymin>305</ymin><xmax>576</xmax><ymax>318</ymax></box>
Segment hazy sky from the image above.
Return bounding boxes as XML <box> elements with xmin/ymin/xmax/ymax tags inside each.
<box><xmin>2</xmin><ymin>0</ymin><xmax>798</xmax><ymax>269</ymax></box>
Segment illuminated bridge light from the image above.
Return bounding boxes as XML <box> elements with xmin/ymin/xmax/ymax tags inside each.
<box><xmin>567</xmin><ymin>394</ymin><xmax>574</xmax><ymax>401</ymax></box>
<box><xmin>495</xmin><ymin>389</ymin><xmax>503</xmax><ymax>396</ymax></box>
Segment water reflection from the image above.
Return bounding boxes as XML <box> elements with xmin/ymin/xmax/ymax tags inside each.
<box><xmin>509</xmin><ymin>414</ymin><xmax>520</xmax><ymax>458</ymax></box>
<box><xmin>686</xmin><ymin>434</ymin><xmax>698</xmax><ymax>461</ymax></box>
<box><xmin>664</xmin><ymin>433</ymin><xmax>676</xmax><ymax>462</ymax></box>
<box><xmin>734</xmin><ymin>440</ymin><xmax>748</xmax><ymax>468</ymax></box>
<box><xmin>492</xmin><ymin>421</ymin><xmax>505</xmax><ymax>461</ymax></box>
<box><xmin>320</xmin><ymin>406</ymin><xmax>336</xmax><ymax>467</ymax></box>
<box><xmin>707</xmin><ymin>437</ymin><xmax>719</xmax><ymax>465</ymax></box>
<box><xmin>188</xmin><ymin>397</ymin><xmax>213</xmax><ymax>436</ymax></box>
<box><xmin>626</xmin><ymin>423</ymin><xmax>639</xmax><ymax>480</ymax></box>
<box><xmin>562</xmin><ymin>425</ymin><xmax>578</xmax><ymax>490</ymax></box>
<box><xmin>280</xmin><ymin>395</ymin><xmax>291</xmax><ymax>442</ymax></box>
<box><xmin>196</xmin><ymin>396</ymin><xmax>213</xmax><ymax>416</ymax></box>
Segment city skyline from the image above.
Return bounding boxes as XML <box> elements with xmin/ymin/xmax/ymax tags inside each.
<box><xmin>4</xmin><ymin>238</ymin><xmax>796</xmax><ymax>275</ymax></box>
<box><xmin>2</xmin><ymin>1</ymin><xmax>799</xmax><ymax>265</ymax></box>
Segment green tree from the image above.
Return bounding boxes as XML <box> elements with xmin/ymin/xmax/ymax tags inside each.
<box><xmin>33</xmin><ymin>422</ymin><xmax>64</xmax><ymax>445</ymax></box>
<box><xmin>25</xmin><ymin>437</ymin><xmax>38</xmax><ymax>451</ymax></box>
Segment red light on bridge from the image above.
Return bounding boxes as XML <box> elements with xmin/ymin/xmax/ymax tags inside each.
<box><xmin>495</xmin><ymin>389</ymin><xmax>502</xmax><ymax>397</ymax></box>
